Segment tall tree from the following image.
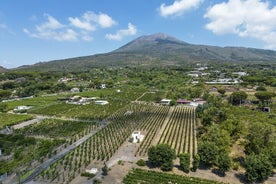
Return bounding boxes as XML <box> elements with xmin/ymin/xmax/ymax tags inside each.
<box><xmin>229</xmin><ymin>91</ymin><xmax>248</xmax><ymax>105</ymax></box>
<box><xmin>148</xmin><ymin>144</ymin><xmax>176</xmax><ymax>171</ymax></box>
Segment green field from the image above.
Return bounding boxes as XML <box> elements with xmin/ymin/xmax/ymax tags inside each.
<box><xmin>0</xmin><ymin>113</ymin><xmax>33</xmax><ymax>129</ymax></box>
<box><xmin>123</xmin><ymin>168</ymin><xmax>224</xmax><ymax>184</ymax></box>
<box><xmin>14</xmin><ymin>119</ymin><xmax>99</xmax><ymax>139</ymax></box>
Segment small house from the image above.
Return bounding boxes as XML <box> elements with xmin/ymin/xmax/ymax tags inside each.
<box><xmin>160</xmin><ymin>99</ymin><xmax>171</xmax><ymax>105</ymax></box>
<box><xmin>95</xmin><ymin>100</ymin><xmax>109</xmax><ymax>105</ymax></box>
<box><xmin>131</xmin><ymin>131</ymin><xmax>144</xmax><ymax>143</ymax></box>
<box><xmin>0</xmin><ymin>148</ymin><xmax>2</xmax><ymax>156</ymax></box>
<box><xmin>13</xmin><ymin>106</ymin><xmax>31</xmax><ymax>113</ymax></box>
<box><xmin>177</xmin><ymin>99</ymin><xmax>191</xmax><ymax>105</ymax></box>
<box><xmin>85</xmin><ymin>168</ymin><xmax>98</xmax><ymax>174</ymax></box>
<box><xmin>70</xmin><ymin>88</ymin><xmax>80</xmax><ymax>93</ymax></box>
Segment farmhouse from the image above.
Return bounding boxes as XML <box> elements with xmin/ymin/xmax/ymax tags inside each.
<box><xmin>66</xmin><ymin>96</ymin><xmax>95</xmax><ymax>105</ymax></box>
<box><xmin>70</xmin><ymin>87</ymin><xmax>80</xmax><ymax>93</ymax></box>
<box><xmin>85</xmin><ymin>168</ymin><xmax>98</xmax><ymax>174</ymax></box>
<box><xmin>131</xmin><ymin>131</ymin><xmax>144</xmax><ymax>143</ymax></box>
<box><xmin>13</xmin><ymin>106</ymin><xmax>31</xmax><ymax>112</ymax></box>
<box><xmin>177</xmin><ymin>99</ymin><xmax>191</xmax><ymax>105</ymax></box>
<box><xmin>95</xmin><ymin>100</ymin><xmax>109</xmax><ymax>105</ymax></box>
<box><xmin>160</xmin><ymin>99</ymin><xmax>171</xmax><ymax>105</ymax></box>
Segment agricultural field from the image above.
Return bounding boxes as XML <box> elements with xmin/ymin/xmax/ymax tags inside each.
<box><xmin>158</xmin><ymin>106</ymin><xmax>197</xmax><ymax>157</ymax></box>
<box><xmin>0</xmin><ymin>134</ymin><xmax>65</xmax><ymax>176</ymax></box>
<box><xmin>0</xmin><ymin>112</ymin><xmax>33</xmax><ymax>129</ymax></box>
<box><xmin>26</xmin><ymin>87</ymin><xmax>146</xmax><ymax>120</ymax></box>
<box><xmin>4</xmin><ymin>95</ymin><xmax>60</xmax><ymax>111</ymax></box>
<box><xmin>14</xmin><ymin>119</ymin><xmax>99</xmax><ymax>140</ymax></box>
<box><xmin>123</xmin><ymin>168</ymin><xmax>223</xmax><ymax>184</ymax></box>
<box><xmin>35</xmin><ymin>103</ymin><xmax>166</xmax><ymax>183</ymax></box>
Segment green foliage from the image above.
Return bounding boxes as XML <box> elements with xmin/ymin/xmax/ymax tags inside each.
<box><xmin>228</xmin><ymin>91</ymin><xmax>248</xmax><ymax>105</ymax></box>
<box><xmin>102</xmin><ymin>162</ymin><xmax>109</xmax><ymax>176</ymax></box>
<box><xmin>123</xmin><ymin>168</ymin><xmax>223</xmax><ymax>184</ymax></box>
<box><xmin>217</xmin><ymin>88</ymin><xmax>226</xmax><ymax>95</ymax></box>
<box><xmin>0</xmin><ymin>113</ymin><xmax>33</xmax><ymax>129</ymax></box>
<box><xmin>136</xmin><ymin>159</ymin><xmax>146</xmax><ymax>166</ymax></box>
<box><xmin>201</xmin><ymin>126</ymin><xmax>231</xmax><ymax>152</ymax></box>
<box><xmin>216</xmin><ymin>152</ymin><xmax>231</xmax><ymax>175</ymax></box>
<box><xmin>198</xmin><ymin>141</ymin><xmax>219</xmax><ymax>166</ymax></box>
<box><xmin>148</xmin><ymin>144</ymin><xmax>176</xmax><ymax>171</ymax></box>
<box><xmin>245</xmin><ymin>154</ymin><xmax>273</xmax><ymax>183</ymax></box>
<box><xmin>0</xmin><ymin>90</ymin><xmax>11</xmax><ymax>100</ymax></box>
<box><xmin>191</xmin><ymin>154</ymin><xmax>200</xmax><ymax>172</ymax></box>
<box><xmin>245</xmin><ymin>122</ymin><xmax>275</xmax><ymax>155</ymax></box>
<box><xmin>81</xmin><ymin>172</ymin><xmax>95</xmax><ymax>178</ymax></box>
<box><xmin>256</xmin><ymin>86</ymin><xmax>267</xmax><ymax>91</ymax></box>
<box><xmin>179</xmin><ymin>153</ymin><xmax>190</xmax><ymax>173</ymax></box>
<box><xmin>254</xmin><ymin>91</ymin><xmax>275</xmax><ymax>104</ymax></box>
<box><xmin>0</xmin><ymin>103</ymin><xmax>8</xmax><ymax>112</ymax></box>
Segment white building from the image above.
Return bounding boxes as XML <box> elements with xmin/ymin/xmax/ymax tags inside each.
<box><xmin>13</xmin><ymin>106</ymin><xmax>31</xmax><ymax>112</ymax></box>
<box><xmin>70</xmin><ymin>88</ymin><xmax>80</xmax><ymax>93</ymax></box>
<box><xmin>95</xmin><ymin>100</ymin><xmax>109</xmax><ymax>105</ymax></box>
<box><xmin>0</xmin><ymin>148</ymin><xmax>2</xmax><ymax>156</ymax></box>
<box><xmin>160</xmin><ymin>99</ymin><xmax>171</xmax><ymax>105</ymax></box>
<box><xmin>85</xmin><ymin>168</ymin><xmax>98</xmax><ymax>174</ymax></box>
<box><xmin>131</xmin><ymin>131</ymin><xmax>144</xmax><ymax>143</ymax></box>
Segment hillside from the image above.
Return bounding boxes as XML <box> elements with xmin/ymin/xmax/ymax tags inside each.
<box><xmin>15</xmin><ymin>33</ymin><xmax>276</xmax><ymax>71</ymax></box>
<box><xmin>0</xmin><ymin>66</ymin><xmax>7</xmax><ymax>72</ymax></box>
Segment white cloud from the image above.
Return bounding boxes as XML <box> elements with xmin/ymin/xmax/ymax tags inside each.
<box><xmin>24</xmin><ymin>11</ymin><xmax>116</xmax><ymax>42</ymax></box>
<box><xmin>105</xmin><ymin>23</ymin><xmax>137</xmax><ymax>41</ymax></box>
<box><xmin>205</xmin><ymin>0</ymin><xmax>276</xmax><ymax>49</ymax></box>
<box><xmin>69</xmin><ymin>17</ymin><xmax>96</xmax><ymax>31</ymax></box>
<box><xmin>159</xmin><ymin>0</ymin><xmax>204</xmax><ymax>17</ymax></box>
<box><xmin>70</xmin><ymin>11</ymin><xmax>116</xmax><ymax>30</ymax></box>
<box><xmin>23</xmin><ymin>15</ymin><xmax>78</xmax><ymax>41</ymax></box>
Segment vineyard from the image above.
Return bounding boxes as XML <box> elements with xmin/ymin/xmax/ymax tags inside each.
<box><xmin>35</xmin><ymin>103</ymin><xmax>161</xmax><ymax>183</ymax></box>
<box><xmin>0</xmin><ymin>112</ymin><xmax>33</xmax><ymax>129</ymax></box>
<box><xmin>158</xmin><ymin>106</ymin><xmax>197</xmax><ymax>157</ymax></box>
<box><xmin>123</xmin><ymin>168</ymin><xmax>224</xmax><ymax>184</ymax></box>
<box><xmin>14</xmin><ymin>119</ymin><xmax>99</xmax><ymax>141</ymax></box>
<box><xmin>31</xmin><ymin>104</ymin><xmax>198</xmax><ymax>183</ymax></box>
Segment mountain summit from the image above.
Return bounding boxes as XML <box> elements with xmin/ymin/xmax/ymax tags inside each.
<box><xmin>114</xmin><ymin>33</ymin><xmax>188</xmax><ymax>54</ymax></box>
<box><xmin>15</xmin><ymin>33</ymin><xmax>276</xmax><ymax>71</ymax></box>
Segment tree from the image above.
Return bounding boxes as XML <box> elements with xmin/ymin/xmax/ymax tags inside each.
<box><xmin>179</xmin><ymin>153</ymin><xmax>190</xmax><ymax>173</ymax></box>
<box><xmin>198</xmin><ymin>141</ymin><xmax>219</xmax><ymax>166</ymax></box>
<box><xmin>148</xmin><ymin>144</ymin><xmax>176</xmax><ymax>171</ymax></box>
<box><xmin>0</xmin><ymin>90</ymin><xmax>11</xmax><ymax>100</ymax></box>
<box><xmin>245</xmin><ymin>154</ymin><xmax>273</xmax><ymax>183</ymax></box>
<box><xmin>191</xmin><ymin>154</ymin><xmax>200</xmax><ymax>172</ymax></box>
<box><xmin>217</xmin><ymin>88</ymin><xmax>226</xmax><ymax>96</ymax></box>
<box><xmin>216</xmin><ymin>152</ymin><xmax>231</xmax><ymax>175</ymax></box>
<box><xmin>254</xmin><ymin>91</ymin><xmax>275</xmax><ymax>106</ymax></box>
<box><xmin>0</xmin><ymin>103</ymin><xmax>8</xmax><ymax>112</ymax></box>
<box><xmin>245</xmin><ymin>122</ymin><xmax>274</xmax><ymax>155</ymax></box>
<box><xmin>102</xmin><ymin>162</ymin><xmax>108</xmax><ymax>176</ymax></box>
<box><xmin>229</xmin><ymin>91</ymin><xmax>248</xmax><ymax>105</ymax></box>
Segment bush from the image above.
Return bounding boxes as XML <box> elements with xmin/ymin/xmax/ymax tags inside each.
<box><xmin>148</xmin><ymin>144</ymin><xmax>176</xmax><ymax>171</ymax></box>
<box><xmin>136</xmin><ymin>159</ymin><xmax>146</xmax><ymax>166</ymax></box>
<box><xmin>191</xmin><ymin>154</ymin><xmax>200</xmax><ymax>172</ymax></box>
<box><xmin>179</xmin><ymin>153</ymin><xmax>190</xmax><ymax>173</ymax></box>
<box><xmin>81</xmin><ymin>172</ymin><xmax>95</xmax><ymax>178</ymax></box>
<box><xmin>245</xmin><ymin>153</ymin><xmax>273</xmax><ymax>183</ymax></box>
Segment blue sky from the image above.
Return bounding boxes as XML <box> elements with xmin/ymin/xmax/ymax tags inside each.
<box><xmin>1</xmin><ymin>0</ymin><xmax>276</xmax><ymax>68</ymax></box>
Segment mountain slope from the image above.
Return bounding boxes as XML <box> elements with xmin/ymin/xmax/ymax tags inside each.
<box><xmin>15</xmin><ymin>33</ymin><xmax>276</xmax><ymax>71</ymax></box>
<box><xmin>0</xmin><ymin>66</ymin><xmax>8</xmax><ymax>72</ymax></box>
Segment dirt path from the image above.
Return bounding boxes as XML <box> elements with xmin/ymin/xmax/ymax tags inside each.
<box><xmin>151</xmin><ymin>106</ymin><xmax>174</xmax><ymax>145</ymax></box>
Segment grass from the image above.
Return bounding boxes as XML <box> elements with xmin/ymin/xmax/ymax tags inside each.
<box><xmin>0</xmin><ymin>113</ymin><xmax>33</xmax><ymax>129</ymax></box>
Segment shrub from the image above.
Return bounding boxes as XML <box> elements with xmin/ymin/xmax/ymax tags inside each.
<box><xmin>136</xmin><ymin>159</ymin><xmax>146</xmax><ymax>166</ymax></box>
